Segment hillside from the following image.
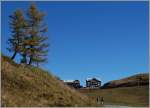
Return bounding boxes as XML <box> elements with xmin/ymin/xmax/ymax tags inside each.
<box><xmin>79</xmin><ymin>73</ymin><xmax>149</xmax><ymax>107</ymax></box>
<box><xmin>79</xmin><ymin>85</ymin><xmax>149</xmax><ymax>107</ymax></box>
<box><xmin>1</xmin><ymin>55</ymin><xmax>96</xmax><ymax>107</ymax></box>
<box><xmin>102</xmin><ymin>73</ymin><xmax>149</xmax><ymax>89</ymax></box>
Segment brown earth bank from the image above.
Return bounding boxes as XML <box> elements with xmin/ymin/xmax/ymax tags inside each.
<box><xmin>1</xmin><ymin>55</ymin><xmax>97</xmax><ymax>107</ymax></box>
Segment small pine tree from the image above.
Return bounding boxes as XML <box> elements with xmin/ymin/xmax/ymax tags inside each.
<box><xmin>20</xmin><ymin>20</ymin><xmax>30</xmax><ymax>64</ymax></box>
<box><xmin>7</xmin><ymin>9</ymin><xmax>26</xmax><ymax>60</ymax></box>
<box><xmin>26</xmin><ymin>4</ymin><xmax>49</xmax><ymax>65</ymax></box>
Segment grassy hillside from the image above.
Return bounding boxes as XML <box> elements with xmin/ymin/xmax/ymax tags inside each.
<box><xmin>79</xmin><ymin>73</ymin><xmax>149</xmax><ymax>107</ymax></box>
<box><xmin>102</xmin><ymin>73</ymin><xmax>149</xmax><ymax>89</ymax></box>
<box><xmin>1</xmin><ymin>55</ymin><xmax>97</xmax><ymax>107</ymax></box>
<box><xmin>79</xmin><ymin>86</ymin><xmax>149</xmax><ymax>107</ymax></box>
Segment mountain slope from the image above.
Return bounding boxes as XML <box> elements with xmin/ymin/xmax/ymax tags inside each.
<box><xmin>1</xmin><ymin>55</ymin><xmax>96</xmax><ymax>107</ymax></box>
<box><xmin>79</xmin><ymin>72</ymin><xmax>149</xmax><ymax>107</ymax></box>
<box><xmin>79</xmin><ymin>85</ymin><xmax>149</xmax><ymax>107</ymax></box>
<box><xmin>102</xmin><ymin>73</ymin><xmax>149</xmax><ymax>89</ymax></box>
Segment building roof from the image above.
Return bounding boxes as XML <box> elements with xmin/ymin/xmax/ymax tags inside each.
<box><xmin>63</xmin><ymin>80</ymin><xmax>74</xmax><ymax>83</ymax></box>
<box><xmin>86</xmin><ymin>77</ymin><xmax>101</xmax><ymax>81</ymax></box>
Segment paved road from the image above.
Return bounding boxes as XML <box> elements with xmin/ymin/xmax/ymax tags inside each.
<box><xmin>104</xmin><ymin>104</ymin><xmax>130</xmax><ymax>107</ymax></box>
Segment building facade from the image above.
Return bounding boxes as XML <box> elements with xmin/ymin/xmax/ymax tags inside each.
<box><xmin>64</xmin><ymin>80</ymin><xmax>81</xmax><ymax>89</ymax></box>
<box><xmin>86</xmin><ymin>78</ymin><xmax>101</xmax><ymax>88</ymax></box>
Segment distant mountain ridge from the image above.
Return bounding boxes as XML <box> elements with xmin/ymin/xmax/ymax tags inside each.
<box><xmin>102</xmin><ymin>73</ymin><xmax>149</xmax><ymax>89</ymax></box>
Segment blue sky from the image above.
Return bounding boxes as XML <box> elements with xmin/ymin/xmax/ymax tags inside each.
<box><xmin>1</xmin><ymin>1</ymin><xmax>149</xmax><ymax>86</ymax></box>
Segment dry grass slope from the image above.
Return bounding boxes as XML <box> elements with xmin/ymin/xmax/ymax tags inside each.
<box><xmin>102</xmin><ymin>73</ymin><xmax>149</xmax><ymax>89</ymax></box>
<box><xmin>1</xmin><ymin>55</ymin><xmax>97</xmax><ymax>107</ymax></box>
<box><xmin>79</xmin><ymin>83</ymin><xmax>149</xmax><ymax>106</ymax></box>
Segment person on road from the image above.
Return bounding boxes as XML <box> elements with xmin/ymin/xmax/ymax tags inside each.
<box><xmin>96</xmin><ymin>97</ymin><xmax>99</xmax><ymax>103</ymax></box>
<box><xmin>101</xmin><ymin>97</ymin><xmax>104</xmax><ymax>105</ymax></box>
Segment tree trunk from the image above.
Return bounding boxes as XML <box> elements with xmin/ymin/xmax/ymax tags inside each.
<box><xmin>11</xmin><ymin>52</ymin><xmax>17</xmax><ymax>60</ymax></box>
<box><xmin>21</xmin><ymin>54</ymin><xmax>27</xmax><ymax>64</ymax></box>
<box><xmin>28</xmin><ymin>57</ymin><xmax>32</xmax><ymax>65</ymax></box>
<box><xmin>24</xmin><ymin>55</ymin><xmax>27</xmax><ymax>64</ymax></box>
<box><xmin>36</xmin><ymin>62</ymin><xmax>39</xmax><ymax>67</ymax></box>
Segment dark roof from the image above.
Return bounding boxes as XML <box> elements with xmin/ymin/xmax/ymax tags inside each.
<box><xmin>86</xmin><ymin>78</ymin><xmax>101</xmax><ymax>82</ymax></box>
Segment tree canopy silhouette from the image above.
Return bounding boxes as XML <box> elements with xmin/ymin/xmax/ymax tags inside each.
<box><xmin>7</xmin><ymin>3</ymin><xmax>49</xmax><ymax>66</ymax></box>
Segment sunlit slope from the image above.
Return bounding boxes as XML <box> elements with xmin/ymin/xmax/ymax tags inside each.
<box><xmin>79</xmin><ymin>86</ymin><xmax>149</xmax><ymax>107</ymax></box>
<box><xmin>1</xmin><ymin>55</ymin><xmax>96</xmax><ymax>107</ymax></box>
<box><xmin>79</xmin><ymin>73</ymin><xmax>149</xmax><ymax>107</ymax></box>
<box><xmin>102</xmin><ymin>73</ymin><xmax>149</xmax><ymax>89</ymax></box>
